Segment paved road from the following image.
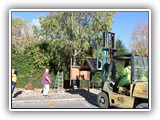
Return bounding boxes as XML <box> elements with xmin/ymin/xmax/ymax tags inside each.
<box><xmin>11</xmin><ymin>89</ymin><xmax>100</xmax><ymax>109</ymax></box>
<box><xmin>12</xmin><ymin>99</ymin><xmax>98</xmax><ymax>108</ymax></box>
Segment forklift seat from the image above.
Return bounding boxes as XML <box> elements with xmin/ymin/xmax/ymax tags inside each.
<box><xmin>118</xmin><ymin>86</ymin><xmax>130</xmax><ymax>95</ymax></box>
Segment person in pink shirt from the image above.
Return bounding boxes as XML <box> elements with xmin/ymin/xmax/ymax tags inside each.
<box><xmin>41</xmin><ymin>69</ymin><xmax>52</xmax><ymax>97</ymax></box>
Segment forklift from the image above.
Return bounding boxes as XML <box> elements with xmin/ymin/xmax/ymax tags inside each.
<box><xmin>97</xmin><ymin>32</ymin><xmax>149</xmax><ymax>108</ymax></box>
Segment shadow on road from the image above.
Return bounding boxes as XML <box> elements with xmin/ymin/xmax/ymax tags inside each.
<box><xmin>66</xmin><ymin>89</ymin><xmax>99</xmax><ymax>107</ymax></box>
<box><xmin>14</xmin><ymin>91</ymin><xmax>23</xmax><ymax>97</ymax></box>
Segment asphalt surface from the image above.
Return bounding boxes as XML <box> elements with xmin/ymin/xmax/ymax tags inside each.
<box><xmin>11</xmin><ymin>89</ymin><xmax>100</xmax><ymax>109</ymax></box>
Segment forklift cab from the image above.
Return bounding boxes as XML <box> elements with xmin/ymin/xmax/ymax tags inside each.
<box><xmin>108</xmin><ymin>53</ymin><xmax>148</xmax><ymax>95</ymax></box>
<box><xmin>97</xmin><ymin>53</ymin><xmax>149</xmax><ymax>108</ymax></box>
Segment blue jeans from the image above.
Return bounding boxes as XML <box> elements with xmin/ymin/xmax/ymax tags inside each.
<box><xmin>12</xmin><ymin>83</ymin><xmax>16</xmax><ymax>97</ymax></box>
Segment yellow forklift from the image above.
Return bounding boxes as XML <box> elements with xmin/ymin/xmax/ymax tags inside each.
<box><xmin>97</xmin><ymin>32</ymin><xmax>149</xmax><ymax>108</ymax></box>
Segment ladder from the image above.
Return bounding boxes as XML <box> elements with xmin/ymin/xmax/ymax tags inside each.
<box><xmin>54</xmin><ymin>71</ymin><xmax>64</xmax><ymax>93</ymax></box>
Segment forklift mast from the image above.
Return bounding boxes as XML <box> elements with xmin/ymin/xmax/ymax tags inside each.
<box><xmin>102</xmin><ymin>32</ymin><xmax>117</xmax><ymax>83</ymax></box>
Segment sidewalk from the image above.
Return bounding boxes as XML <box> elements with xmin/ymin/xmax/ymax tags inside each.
<box><xmin>11</xmin><ymin>88</ymin><xmax>101</xmax><ymax>108</ymax></box>
<box><xmin>12</xmin><ymin>93</ymin><xmax>85</xmax><ymax>102</ymax></box>
<box><xmin>12</xmin><ymin>88</ymin><xmax>100</xmax><ymax>103</ymax></box>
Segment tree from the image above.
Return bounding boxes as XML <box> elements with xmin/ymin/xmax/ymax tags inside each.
<box><xmin>130</xmin><ymin>21</ymin><xmax>148</xmax><ymax>54</ymax></box>
<box><xmin>12</xmin><ymin>18</ymin><xmax>36</xmax><ymax>50</ymax></box>
<box><xmin>116</xmin><ymin>37</ymin><xmax>129</xmax><ymax>55</ymax></box>
<box><xmin>86</xmin><ymin>12</ymin><xmax>116</xmax><ymax>56</ymax></box>
<box><xmin>38</xmin><ymin>12</ymin><xmax>116</xmax><ymax>66</ymax></box>
<box><xmin>11</xmin><ymin>11</ymin><xmax>117</xmax><ymax>88</ymax></box>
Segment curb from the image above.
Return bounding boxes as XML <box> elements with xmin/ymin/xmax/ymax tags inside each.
<box><xmin>12</xmin><ymin>97</ymin><xmax>86</xmax><ymax>103</ymax></box>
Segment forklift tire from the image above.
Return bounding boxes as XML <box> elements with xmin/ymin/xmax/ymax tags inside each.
<box><xmin>136</xmin><ymin>103</ymin><xmax>148</xmax><ymax>108</ymax></box>
<box><xmin>97</xmin><ymin>92</ymin><xmax>109</xmax><ymax>108</ymax></box>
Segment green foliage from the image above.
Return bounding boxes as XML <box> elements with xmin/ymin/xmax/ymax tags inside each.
<box><xmin>12</xmin><ymin>48</ymin><xmax>56</xmax><ymax>88</ymax></box>
<box><xmin>116</xmin><ymin>37</ymin><xmax>129</xmax><ymax>54</ymax></box>
<box><xmin>12</xmin><ymin>47</ymin><xmax>34</xmax><ymax>87</ymax></box>
<box><xmin>79</xmin><ymin>80</ymin><xmax>89</xmax><ymax>89</ymax></box>
<box><xmin>11</xmin><ymin>11</ymin><xmax>125</xmax><ymax>89</ymax></box>
<box><xmin>91</xmin><ymin>72</ymin><xmax>102</xmax><ymax>88</ymax></box>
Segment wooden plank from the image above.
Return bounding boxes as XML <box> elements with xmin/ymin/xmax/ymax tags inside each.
<box><xmin>70</xmin><ymin>66</ymin><xmax>90</xmax><ymax>80</ymax></box>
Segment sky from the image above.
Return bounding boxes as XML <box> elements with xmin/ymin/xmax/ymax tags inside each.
<box><xmin>12</xmin><ymin>11</ymin><xmax>48</xmax><ymax>27</ymax></box>
<box><xmin>112</xmin><ymin>11</ymin><xmax>148</xmax><ymax>50</ymax></box>
<box><xmin>12</xmin><ymin>11</ymin><xmax>149</xmax><ymax>50</ymax></box>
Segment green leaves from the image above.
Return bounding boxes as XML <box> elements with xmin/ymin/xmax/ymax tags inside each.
<box><xmin>12</xmin><ymin>11</ymin><xmax>117</xmax><ymax>88</ymax></box>
<box><xmin>116</xmin><ymin>37</ymin><xmax>129</xmax><ymax>55</ymax></box>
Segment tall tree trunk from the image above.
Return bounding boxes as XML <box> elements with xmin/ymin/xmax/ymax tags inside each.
<box><xmin>72</xmin><ymin>55</ymin><xmax>76</xmax><ymax>66</ymax></box>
